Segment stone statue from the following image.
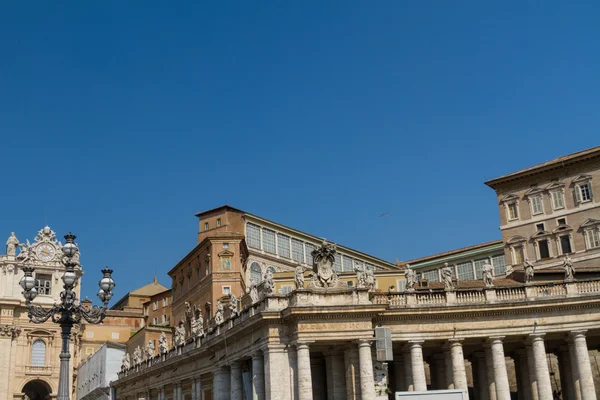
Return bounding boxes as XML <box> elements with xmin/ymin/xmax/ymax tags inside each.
<box><xmin>133</xmin><ymin>346</ymin><xmax>142</xmax><ymax>365</ymax></box>
<box><xmin>145</xmin><ymin>340</ymin><xmax>155</xmax><ymax>360</ymax></box>
<box><xmin>184</xmin><ymin>301</ymin><xmax>193</xmax><ymax>336</ymax></box>
<box><xmin>524</xmin><ymin>258</ymin><xmax>535</xmax><ymax>284</ymax></box>
<box><xmin>355</xmin><ymin>265</ymin><xmax>367</xmax><ymax>289</ymax></box>
<box><xmin>364</xmin><ymin>267</ymin><xmax>376</xmax><ymax>290</ymax></box>
<box><xmin>563</xmin><ymin>255</ymin><xmax>575</xmax><ymax>281</ymax></box>
<box><xmin>441</xmin><ymin>263</ymin><xmax>454</xmax><ymax>290</ymax></box>
<box><xmin>228</xmin><ymin>294</ymin><xmax>238</xmax><ymax>315</ymax></box>
<box><xmin>121</xmin><ymin>353</ymin><xmax>131</xmax><ymax>370</ymax></box>
<box><xmin>249</xmin><ymin>278</ymin><xmax>259</xmax><ymax>304</ymax></box>
<box><xmin>174</xmin><ymin>318</ymin><xmax>186</xmax><ymax>347</ymax></box>
<box><xmin>214</xmin><ymin>300</ymin><xmax>224</xmax><ymax>325</ymax></box>
<box><xmin>404</xmin><ymin>264</ymin><xmax>417</xmax><ymax>290</ymax></box>
<box><xmin>6</xmin><ymin>233</ymin><xmax>19</xmax><ymax>256</ymax></box>
<box><xmin>482</xmin><ymin>261</ymin><xmax>494</xmax><ymax>287</ymax></box>
<box><xmin>264</xmin><ymin>269</ymin><xmax>275</xmax><ymax>295</ymax></box>
<box><xmin>158</xmin><ymin>332</ymin><xmax>169</xmax><ymax>356</ymax></box>
<box><xmin>16</xmin><ymin>242</ymin><xmax>32</xmax><ymax>263</ymax></box>
<box><xmin>191</xmin><ymin>307</ymin><xmax>204</xmax><ymax>338</ymax></box>
<box><xmin>309</xmin><ymin>240</ymin><xmax>344</xmax><ymax>289</ymax></box>
<box><xmin>295</xmin><ymin>265</ymin><xmax>305</xmax><ymax>290</ymax></box>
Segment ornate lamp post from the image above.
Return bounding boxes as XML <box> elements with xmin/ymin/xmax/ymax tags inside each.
<box><xmin>19</xmin><ymin>233</ymin><xmax>115</xmax><ymax>400</ymax></box>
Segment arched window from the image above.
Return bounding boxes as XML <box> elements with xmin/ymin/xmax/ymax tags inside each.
<box><xmin>250</xmin><ymin>262</ymin><xmax>262</xmax><ymax>284</ymax></box>
<box><xmin>266</xmin><ymin>266</ymin><xmax>276</xmax><ymax>275</ymax></box>
<box><xmin>31</xmin><ymin>339</ymin><xmax>46</xmax><ymax>366</ymax></box>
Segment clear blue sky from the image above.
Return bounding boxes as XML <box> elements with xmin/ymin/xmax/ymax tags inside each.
<box><xmin>1</xmin><ymin>2</ymin><xmax>598</xmax><ymax>302</ymax></box>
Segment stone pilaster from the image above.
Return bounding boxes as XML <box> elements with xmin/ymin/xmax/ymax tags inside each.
<box><xmin>357</xmin><ymin>340</ymin><xmax>376</xmax><ymax>400</ymax></box>
<box><xmin>213</xmin><ymin>367</ymin><xmax>231</xmax><ymax>400</ymax></box>
<box><xmin>473</xmin><ymin>352</ymin><xmax>489</xmax><ymax>400</ymax></box>
<box><xmin>409</xmin><ymin>340</ymin><xmax>427</xmax><ymax>392</ymax></box>
<box><xmin>402</xmin><ymin>347</ymin><xmax>414</xmax><ymax>391</ymax></box>
<box><xmin>449</xmin><ymin>339</ymin><xmax>469</xmax><ymax>398</ymax></box>
<box><xmin>529</xmin><ymin>334</ymin><xmax>553</xmax><ymax>400</ymax></box>
<box><xmin>525</xmin><ymin>345</ymin><xmax>540</xmax><ymax>400</ymax></box>
<box><xmin>296</xmin><ymin>342</ymin><xmax>313</xmax><ymax>400</ymax></box>
<box><xmin>264</xmin><ymin>344</ymin><xmax>291</xmax><ymax>400</ymax></box>
<box><xmin>252</xmin><ymin>352</ymin><xmax>265</xmax><ymax>400</ymax></box>
<box><xmin>230</xmin><ymin>361</ymin><xmax>243</xmax><ymax>400</ymax></box>
<box><xmin>488</xmin><ymin>337</ymin><xmax>510</xmax><ymax>400</ymax></box>
<box><xmin>570</xmin><ymin>331</ymin><xmax>597</xmax><ymax>400</ymax></box>
<box><xmin>344</xmin><ymin>346</ymin><xmax>361</xmax><ymax>399</ymax></box>
<box><xmin>325</xmin><ymin>350</ymin><xmax>346</xmax><ymax>400</ymax></box>
<box><xmin>484</xmin><ymin>343</ymin><xmax>497</xmax><ymax>400</ymax></box>
<box><xmin>558</xmin><ymin>346</ymin><xmax>577</xmax><ymax>400</ymax></box>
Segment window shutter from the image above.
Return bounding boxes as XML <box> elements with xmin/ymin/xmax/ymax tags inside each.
<box><xmin>589</xmin><ymin>184</ymin><xmax>594</xmax><ymax>201</ymax></box>
<box><xmin>575</xmin><ymin>185</ymin><xmax>582</xmax><ymax>204</ymax></box>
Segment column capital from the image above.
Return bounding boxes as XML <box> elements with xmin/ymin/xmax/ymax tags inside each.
<box><xmin>527</xmin><ymin>333</ymin><xmax>546</xmax><ymax>344</ymax></box>
<box><xmin>262</xmin><ymin>343</ymin><xmax>287</xmax><ymax>354</ymax></box>
<box><xmin>356</xmin><ymin>339</ymin><xmax>373</xmax><ymax>348</ymax></box>
<box><xmin>486</xmin><ymin>336</ymin><xmax>505</xmax><ymax>345</ymax></box>
<box><xmin>447</xmin><ymin>338</ymin><xmax>463</xmax><ymax>347</ymax></box>
<box><xmin>294</xmin><ymin>340</ymin><xmax>314</xmax><ymax>350</ymax></box>
<box><xmin>568</xmin><ymin>330</ymin><xmax>587</xmax><ymax>340</ymax></box>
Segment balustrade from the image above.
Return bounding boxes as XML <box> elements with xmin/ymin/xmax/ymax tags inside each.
<box><xmin>456</xmin><ymin>289</ymin><xmax>485</xmax><ymax>304</ymax></box>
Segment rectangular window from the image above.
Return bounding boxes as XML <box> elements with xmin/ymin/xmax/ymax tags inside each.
<box><xmin>535</xmin><ymin>223</ymin><xmax>545</xmax><ymax>232</ymax></box>
<box><xmin>144</xmin><ymin>306</ymin><xmax>149</xmax><ymax>316</ymax></box>
<box><xmin>223</xmin><ymin>243</ymin><xmax>229</xmax><ymax>249</ymax></box>
<box><xmin>560</xmin><ymin>235</ymin><xmax>572</xmax><ymax>254</ymax></box>
<box><xmin>538</xmin><ymin>240</ymin><xmax>550</xmax><ymax>259</ymax></box>
<box><xmin>333</xmin><ymin>254</ymin><xmax>342</xmax><ymax>272</ymax></box>
<box><xmin>396</xmin><ymin>279</ymin><xmax>406</xmax><ymax>292</ymax></box>
<box><xmin>163</xmin><ymin>297</ymin><xmax>168</xmax><ymax>307</ymax></box>
<box><xmin>513</xmin><ymin>246</ymin><xmax>524</xmax><ymax>264</ymax></box>
<box><xmin>246</xmin><ymin>223</ymin><xmax>261</xmax><ymax>249</ymax></box>
<box><xmin>457</xmin><ymin>262</ymin><xmax>473</xmax><ymax>281</ymax></box>
<box><xmin>196</xmin><ymin>267</ymin><xmax>201</xmax><ymax>281</ymax></box>
<box><xmin>342</xmin><ymin>256</ymin><xmax>354</xmax><ymax>272</ymax></box>
<box><xmin>162</xmin><ymin>315</ymin><xmax>167</xmax><ymax>324</ymax></box>
<box><xmin>586</xmin><ymin>229</ymin><xmax>600</xmax><ymax>249</ymax></box>
<box><xmin>179</xmin><ymin>281</ymin><xmax>184</xmax><ymax>297</ymax></box>
<box><xmin>86</xmin><ymin>331</ymin><xmax>94</xmax><ymax>338</ymax></box>
<box><xmin>305</xmin><ymin>243</ymin><xmax>315</xmax><ymax>266</ymax></box>
<box><xmin>291</xmin><ymin>239</ymin><xmax>305</xmax><ymax>262</ymax></box>
<box><xmin>507</xmin><ymin>203</ymin><xmax>518</xmax><ymax>220</ymax></box>
<box><xmin>474</xmin><ymin>258</ymin><xmax>488</xmax><ymax>279</ymax></box>
<box><xmin>531</xmin><ymin>195</ymin><xmax>544</xmax><ymax>215</ymax></box>
<box><xmin>222</xmin><ymin>286</ymin><xmax>231</xmax><ymax>295</ymax></box>
<box><xmin>35</xmin><ymin>274</ymin><xmax>52</xmax><ymax>296</ymax></box>
<box><xmin>577</xmin><ymin>183</ymin><xmax>593</xmax><ymax>203</ymax></box>
<box><xmin>262</xmin><ymin>229</ymin><xmax>276</xmax><ymax>254</ymax></box>
<box><xmin>492</xmin><ymin>254</ymin><xmax>507</xmax><ymax>275</ymax></box>
<box><xmin>278</xmin><ymin>285</ymin><xmax>293</xmax><ymax>295</ymax></box>
<box><xmin>153</xmin><ymin>301</ymin><xmax>158</xmax><ymax>311</ymax></box>
<box><xmin>422</xmin><ymin>269</ymin><xmax>439</xmax><ymax>282</ymax></box>
<box><xmin>277</xmin><ymin>233</ymin><xmax>291</xmax><ymax>258</ymax></box>
<box><xmin>216</xmin><ymin>218</ymin><xmax>221</xmax><ymax>227</ymax></box>
<box><xmin>204</xmin><ymin>222</ymin><xmax>209</xmax><ymax>231</ymax></box>
<box><xmin>112</xmin><ymin>332</ymin><xmax>120</xmax><ymax>339</ymax></box>
<box><xmin>347</xmin><ymin>281</ymin><xmax>353</xmax><ymax>287</ymax></box>
<box><xmin>153</xmin><ymin>317</ymin><xmax>158</xmax><ymax>325</ymax></box>
<box><xmin>557</xmin><ymin>218</ymin><xmax>567</xmax><ymax>226</ymax></box>
<box><xmin>551</xmin><ymin>190</ymin><xmax>565</xmax><ymax>210</ymax></box>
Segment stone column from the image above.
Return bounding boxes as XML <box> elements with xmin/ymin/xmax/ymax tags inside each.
<box><xmin>264</xmin><ymin>344</ymin><xmax>291</xmax><ymax>400</ymax></box>
<box><xmin>558</xmin><ymin>346</ymin><xmax>577</xmax><ymax>400</ymax></box>
<box><xmin>173</xmin><ymin>382</ymin><xmax>180</xmax><ymax>400</ymax></box>
<box><xmin>214</xmin><ymin>367</ymin><xmax>231</xmax><ymax>400</ymax></box>
<box><xmin>252</xmin><ymin>353</ymin><xmax>266</xmax><ymax>400</ymax></box>
<box><xmin>570</xmin><ymin>331</ymin><xmax>597</xmax><ymax>400</ymax></box>
<box><xmin>230</xmin><ymin>362</ymin><xmax>243</xmax><ymax>400</ymax></box>
<box><xmin>525</xmin><ymin>345</ymin><xmax>540</xmax><ymax>400</ymax></box>
<box><xmin>357</xmin><ymin>340</ymin><xmax>376</xmax><ymax>400</ymax></box>
<box><xmin>444</xmin><ymin>349</ymin><xmax>454</xmax><ymax>390</ymax></box>
<box><xmin>473</xmin><ymin>352</ymin><xmax>489</xmax><ymax>400</ymax></box>
<box><xmin>296</xmin><ymin>342</ymin><xmax>313</xmax><ymax>400</ymax></box>
<box><xmin>529</xmin><ymin>334</ymin><xmax>553</xmax><ymax>400</ymax></box>
<box><xmin>403</xmin><ymin>348</ymin><xmax>414</xmax><ymax>391</ymax></box>
<box><xmin>409</xmin><ymin>341</ymin><xmax>427</xmax><ymax>392</ymax></box>
<box><xmin>393</xmin><ymin>358</ymin><xmax>406</xmax><ymax>393</ymax></box>
<box><xmin>344</xmin><ymin>346</ymin><xmax>361</xmax><ymax>399</ymax></box>
<box><xmin>484</xmin><ymin>344</ymin><xmax>497</xmax><ymax>400</ymax></box>
<box><xmin>568</xmin><ymin>339</ymin><xmax>583</xmax><ymax>400</ymax></box>
<box><xmin>488</xmin><ymin>337</ymin><xmax>510</xmax><ymax>400</ymax></box>
<box><xmin>325</xmin><ymin>351</ymin><xmax>347</xmax><ymax>400</ymax></box>
<box><xmin>514</xmin><ymin>350</ymin><xmax>532</xmax><ymax>400</ymax></box>
<box><xmin>449</xmin><ymin>339</ymin><xmax>469</xmax><ymax>398</ymax></box>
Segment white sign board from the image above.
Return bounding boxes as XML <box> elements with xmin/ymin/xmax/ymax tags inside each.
<box><xmin>396</xmin><ymin>390</ymin><xmax>467</xmax><ymax>400</ymax></box>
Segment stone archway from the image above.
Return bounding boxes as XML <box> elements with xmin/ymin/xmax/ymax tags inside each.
<box><xmin>22</xmin><ymin>379</ymin><xmax>52</xmax><ymax>400</ymax></box>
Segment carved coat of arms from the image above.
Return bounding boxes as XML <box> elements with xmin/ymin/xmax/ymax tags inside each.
<box><xmin>309</xmin><ymin>240</ymin><xmax>345</xmax><ymax>289</ymax></box>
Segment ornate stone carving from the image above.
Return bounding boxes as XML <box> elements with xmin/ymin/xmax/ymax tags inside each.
<box><xmin>214</xmin><ymin>300</ymin><xmax>224</xmax><ymax>325</ymax></box>
<box><xmin>121</xmin><ymin>353</ymin><xmax>131</xmax><ymax>370</ymax></box>
<box><xmin>264</xmin><ymin>269</ymin><xmax>275</xmax><ymax>295</ymax></box>
<box><xmin>441</xmin><ymin>263</ymin><xmax>454</xmax><ymax>291</ymax></box>
<box><xmin>0</xmin><ymin>324</ymin><xmax>21</xmax><ymax>339</ymax></box>
<box><xmin>249</xmin><ymin>278</ymin><xmax>259</xmax><ymax>304</ymax></box>
<box><xmin>191</xmin><ymin>306</ymin><xmax>204</xmax><ymax>347</ymax></box>
<box><xmin>295</xmin><ymin>265</ymin><xmax>305</xmax><ymax>290</ymax></box>
<box><xmin>133</xmin><ymin>346</ymin><xmax>142</xmax><ymax>365</ymax></box>
<box><xmin>524</xmin><ymin>258</ymin><xmax>535</xmax><ymax>284</ymax></box>
<box><xmin>482</xmin><ymin>260</ymin><xmax>494</xmax><ymax>287</ymax></box>
<box><xmin>228</xmin><ymin>294</ymin><xmax>238</xmax><ymax>315</ymax></box>
<box><xmin>184</xmin><ymin>301</ymin><xmax>193</xmax><ymax>336</ymax></box>
<box><xmin>308</xmin><ymin>240</ymin><xmax>345</xmax><ymax>289</ymax></box>
<box><xmin>563</xmin><ymin>255</ymin><xmax>575</xmax><ymax>281</ymax></box>
<box><xmin>6</xmin><ymin>232</ymin><xmax>19</xmax><ymax>256</ymax></box>
<box><xmin>404</xmin><ymin>264</ymin><xmax>417</xmax><ymax>291</ymax></box>
<box><xmin>158</xmin><ymin>332</ymin><xmax>169</xmax><ymax>357</ymax></box>
<box><xmin>356</xmin><ymin>264</ymin><xmax>376</xmax><ymax>290</ymax></box>
<box><xmin>145</xmin><ymin>340</ymin><xmax>155</xmax><ymax>360</ymax></box>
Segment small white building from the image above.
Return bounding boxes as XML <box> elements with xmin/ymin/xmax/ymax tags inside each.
<box><xmin>77</xmin><ymin>341</ymin><xmax>126</xmax><ymax>400</ymax></box>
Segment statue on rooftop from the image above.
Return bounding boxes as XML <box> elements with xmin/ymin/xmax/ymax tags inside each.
<box><xmin>191</xmin><ymin>306</ymin><xmax>204</xmax><ymax>338</ymax></box>
<box><xmin>563</xmin><ymin>254</ymin><xmax>575</xmax><ymax>281</ymax></box>
<box><xmin>145</xmin><ymin>340</ymin><xmax>155</xmax><ymax>360</ymax></box>
<box><xmin>295</xmin><ymin>265</ymin><xmax>305</xmax><ymax>290</ymax></box>
<box><xmin>264</xmin><ymin>269</ymin><xmax>275</xmax><ymax>295</ymax></box>
<box><xmin>404</xmin><ymin>264</ymin><xmax>417</xmax><ymax>291</ymax></box>
<box><xmin>6</xmin><ymin>233</ymin><xmax>19</xmax><ymax>256</ymax></box>
<box><xmin>121</xmin><ymin>352</ymin><xmax>131</xmax><ymax>370</ymax></box>
<box><xmin>482</xmin><ymin>260</ymin><xmax>494</xmax><ymax>287</ymax></box>
<box><xmin>214</xmin><ymin>300</ymin><xmax>224</xmax><ymax>325</ymax></box>
<box><xmin>524</xmin><ymin>258</ymin><xmax>535</xmax><ymax>284</ymax></box>
<box><xmin>133</xmin><ymin>345</ymin><xmax>142</xmax><ymax>365</ymax></box>
<box><xmin>441</xmin><ymin>263</ymin><xmax>454</xmax><ymax>290</ymax></box>
<box><xmin>158</xmin><ymin>332</ymin><xmax>169</xmax><ymax>358</ymax></box>
<box><xmin>174</xmin><ymin>318</ymin><xmax>186</xmax><ymax>348</ymax></box>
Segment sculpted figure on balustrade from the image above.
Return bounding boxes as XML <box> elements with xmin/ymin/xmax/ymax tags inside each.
<box><xmin>214</xmin><ymin>300</ymin><xmax>224</xmax><ymax>325</ymax></box>
<box><xmin>158</xmin><ymin>332</ymin><xmax>169</xmax><ymax>360</ymax></box>
<box><xmin>441</xmin><ymin>262</ymin><xmax>454</xmax><ymax>290</ymax></box>
<box><xmin>249</xmin><ymin>278</ymin><xmax>259</xmax><ymax>304</ymax></box>
<box><xmin>524</xmin><ymin>258</ymin><xmax>535</xmax><ymax>284</ymax></box>
<box><xmin>563</xmin><ymin>254</ymin><xmax>575</xmax><ymax>281</ymax></box>
<box><xmin>121</xmin><ymin>353</ymin><xmax>131</xmax><ymax>371</ymax></box>
<box><xmin>295</xmin><ymin>265</ymin><xmax>305</xmax><ymax>289</ymax></box>
<box><xmin>482</xmin><ymin>260</ymin><xmax>494</xmax><ymax>287</ymax></box>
